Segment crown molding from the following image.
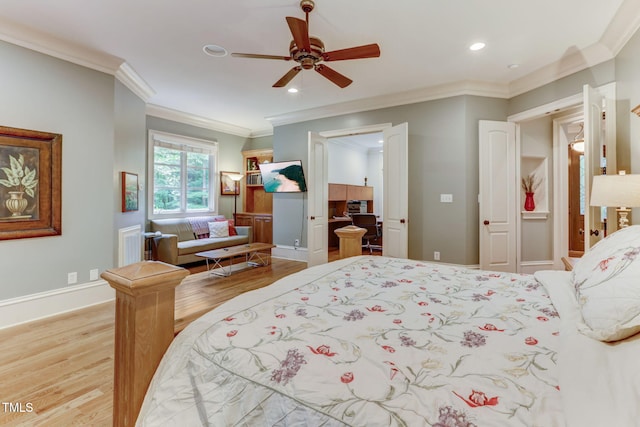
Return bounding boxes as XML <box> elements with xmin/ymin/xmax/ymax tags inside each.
<box><xmin>249</xmin><ymin>128</ymin><xmax>275</xmax><ymax>138</ymax></box>
<box><xmin>115</xmin><ymin>63</ymin><xmax>155</xmax><ymax>102</ymax></box>
<box><xmin>0</xmin><ymin>17</ymin><xmax>123</xmax><ymax>75</ymax></box>
<box><xmin>600</xmin><ymin>0</ymin><xmax>640</xmax><ymax>55</ymax></box>
<box><xmin>146</xmin><ymin>104</ymin><xmax>253</xmax><ymax>138</ymax></box>
<box><xmin>508</xmin><ymin>43</ymin><xmax>615</xmax><ymax>98</ymax></box>
<box><xmin>266</xmin><ymin>80</ymin><xmax>510</xmax><ymax>127</ymax></box>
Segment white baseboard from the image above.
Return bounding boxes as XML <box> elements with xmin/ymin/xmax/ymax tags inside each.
<box><xmin>0</xmin><ymin>280</ymin><xmax>115</xmax><ymax>330</ymax></box>
<box><xmin>273</xmin><ymin>245</ymin><xmax>308</xmax><ymax>262</ymax></box>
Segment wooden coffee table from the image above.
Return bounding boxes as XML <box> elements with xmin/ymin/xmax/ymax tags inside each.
<box><xmin>195</xmin><ymin>242</ymin><xmax>276</xmax><ymax>277</ymax></box>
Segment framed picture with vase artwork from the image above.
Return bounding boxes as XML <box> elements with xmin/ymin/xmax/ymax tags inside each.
<box><xmin>0</xmin><ymin>125</ymin><xmax>62</xmax><ymax>240</ymax></box>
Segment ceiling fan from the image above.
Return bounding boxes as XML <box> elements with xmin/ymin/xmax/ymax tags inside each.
<box><xmin>231</xmin><ymin>0</ymin><xmax>380</xmax><ymax>88</ymax></box>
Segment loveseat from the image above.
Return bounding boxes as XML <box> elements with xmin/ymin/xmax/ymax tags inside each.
<box><xmin>149</xmin><ymin>215</ymin><xmax>252</xmax><ymax>265</ymax></box>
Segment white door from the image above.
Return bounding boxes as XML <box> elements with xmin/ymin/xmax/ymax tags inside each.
<box><xmin>307</xmin><ymin>132</ymin><xmax>329</xmax><ymax>266</ymax></box>
<box><xmin>583</xmin><ymin>84</ymin><xmax>604</xmax><ymax>249</ymax></box>
<box><xmin>383</xmin><ymin>123</ymin><xmax>409</xmax><ymax>258</ymax></box>
<box><xmin>479</xmin><ymin>120</ymin><xmax>517</xmax><ymax>272</ymax></box>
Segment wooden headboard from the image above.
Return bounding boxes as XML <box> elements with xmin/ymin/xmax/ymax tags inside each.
<box><xmin>101</xmin><ymin>261</ymin><xmax>189</xmax><ymax>426</ymax></box>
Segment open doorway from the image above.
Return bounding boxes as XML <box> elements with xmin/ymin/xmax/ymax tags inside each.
<box><xmin>567</xmin><ymin>121</ymin><xmax>585</xmax><ymax>257</ymax></box>
<box><xmin>307</xmin><ymin>122</ymin><xmax>408</xmax><ymax>267</ymax></box>
<box><xmin>327</xmin><ymin>132</ymin><xmax>383</xmax><ymax>260</ymax></box>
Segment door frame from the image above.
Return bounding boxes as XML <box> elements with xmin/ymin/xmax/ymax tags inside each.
<box><xmin>508</xmin><ymin>82</ymin><xmax>616</xmax><ymax>270</ymax></box>
<box><xmin>308</xmin><ymin>123</ymin><xmax>392</xmax><ymax>262</ymax></box>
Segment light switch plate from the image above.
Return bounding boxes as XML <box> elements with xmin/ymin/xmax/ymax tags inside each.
<box><xmin>440</xmin><ymin>194</ymin><xmax>453</xmax><ymax>203</ymax></box>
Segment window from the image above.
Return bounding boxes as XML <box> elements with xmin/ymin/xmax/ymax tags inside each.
<box><xmin>148</xmin><ymin>130</ymin><xmax>218</xmax><ymax>216</ymax></box>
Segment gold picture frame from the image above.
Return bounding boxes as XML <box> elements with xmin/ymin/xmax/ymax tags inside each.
<box><xmin>0</xmin><ymin>125</ymin><xmax>62</xmax><ymax>240</ymax></box>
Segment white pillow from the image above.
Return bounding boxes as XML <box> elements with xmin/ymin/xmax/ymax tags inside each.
<box><xmin>208</xmin><ymin>221</ymin><xmax>229</xmax><ymax>238</ymax></box>
<box><xmin>571</xmin><ymin>225</ymin><xmax>640</xmax><ymax>341</ymax></box>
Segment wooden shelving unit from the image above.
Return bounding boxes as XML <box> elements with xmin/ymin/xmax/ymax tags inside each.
<box><xmin>236</xmin><ymin>149</ymin><xmax>273</xmax><ymax>243</ymax></box>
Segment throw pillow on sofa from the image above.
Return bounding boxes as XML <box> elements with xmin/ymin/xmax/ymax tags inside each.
<box><xmin>208</xmin><ymin>221</ymin><xmax>230</xmax><ymax>238</ymax></box>
<box><xmin>215</xmin><ymin>217</ymin><xmax>238</xmax><ymax>236</ymax></box>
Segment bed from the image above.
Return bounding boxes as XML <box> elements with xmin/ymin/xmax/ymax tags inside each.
<box><xmin>107</xmin><ymin>226</ymin><xmax>640</xmax><ymax>426</ymax></box>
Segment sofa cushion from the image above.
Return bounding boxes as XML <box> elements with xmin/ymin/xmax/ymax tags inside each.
<box><xmin>177</xmin><ymin>234</ymin><xmax>249</xmax><ymax>255</ymax></box>
<box><xmin>150</xmin><ymin>216</ymin><xmax>225</xmax><ymax>241</ymax></box>
<box><xmin>208</xmin><ymin>221</ymin><xmax>230</xmax><ymax>238</ymax></box>
<box><xmin>150</xmin><ymin>218</ymin><xmax>196</xmax><ymax>242</ymax></box>
<box><xmin>215</xmin><ymin>217</ymin><xmax>238</xmax><ymax>236</ymax></box>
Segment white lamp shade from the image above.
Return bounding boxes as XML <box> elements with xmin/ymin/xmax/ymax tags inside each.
<box><xmin>590</xmin><ymin>174</ymin><xmax>640</xmax><ymax>208</ymax></box>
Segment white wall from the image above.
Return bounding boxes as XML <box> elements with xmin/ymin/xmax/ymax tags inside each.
<box><xmin>327</xmin><ymin>140</ymin><xmax>368</xmax><ymax>185</ymax></box>
<box><xmin>0</xmin><ymin>40</ymin><xmax>116</xmax><ymax>301</ymax></box>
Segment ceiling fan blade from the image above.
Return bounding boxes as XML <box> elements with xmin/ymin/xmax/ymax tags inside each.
<box><xmin>286</xmin><ymin>16</ymin><xmax>311</xmax><ymax>52</ymax></box>
<box><xmin>231</xmin><ymin>53</ymin><xmax>292</xmax><ymax>61</ymax></box>
<box><xmin>315</xmin><ymin>64</ymin><xmax>352</xmax><ymax>88</ymax></box>
<box><xmin>273</xmin><ymin>66</ymin><xmax>302</xmax><ymax>87</ymax></box>
<box><xmin>322</xmin><ymin>43</ymin><xmax>381</xmax><ymax>61</ymax></box>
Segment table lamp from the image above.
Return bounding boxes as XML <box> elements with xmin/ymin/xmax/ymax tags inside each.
<box><xmin>589</xmin><ymin>172</ymin><xmax>640</xmax><ymax>228</ymax></box>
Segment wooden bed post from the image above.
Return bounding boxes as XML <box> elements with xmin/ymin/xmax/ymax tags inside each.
<box><xmin>101</xmin><ymin>261</ymin><xmax>189</xmax><ymax>427</ymax></box>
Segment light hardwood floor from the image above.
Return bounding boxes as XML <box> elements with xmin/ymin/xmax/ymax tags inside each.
<box><xmin>0</xmin><ymin>257</ymin><xmax>307</xmax><ymax>426</ymax></box>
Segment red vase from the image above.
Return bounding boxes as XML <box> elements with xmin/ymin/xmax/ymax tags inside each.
<box><xmin>524</xmin><ymin>192</ymin><xmax>535</xmax><ymax>211</ymax></box>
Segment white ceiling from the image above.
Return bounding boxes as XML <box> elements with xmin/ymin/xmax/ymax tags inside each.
<box><xmin>0</xmin><ymin>0</ymin><xmax>638</xmax><ymax>136</ymax></box>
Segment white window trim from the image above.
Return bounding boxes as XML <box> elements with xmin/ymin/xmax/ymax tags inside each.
<box><xmin>147</xmin><ymin>129</ymin><xmax>219</xmax><ymax>219</ymax></box>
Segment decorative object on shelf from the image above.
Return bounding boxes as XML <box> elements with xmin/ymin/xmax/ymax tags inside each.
<box><xmin>0</xmin><ymin>125</ymin><xmax>61</xmax><ymax>240</ymax></box>
<box><xmin>521</xmin><ymin>173</ymin><xmax>540</xmax><ymax>212</ymax></box>
<box><xmin>220</xmin><ymin>171</ymin><xmax>242</xmax><ymax>196</ymax></box>
<box><xmin>121</xmin><ymin>172</ymin><xmax>139</xmax><ymax>212</ymax></box>
<box><xmin>590</xmin><ymin>171</ymin><xmax>640</xmax><ymax>229</ymax></box>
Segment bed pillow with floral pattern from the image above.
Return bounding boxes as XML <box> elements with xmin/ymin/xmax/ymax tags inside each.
<box><xmin>571</xmin><ymin>225</ymin><xmax>640</xmax><ymax>341</ymax></box>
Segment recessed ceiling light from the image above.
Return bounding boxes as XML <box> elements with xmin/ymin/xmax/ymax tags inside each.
<box><xmin>203</xmin><ymin>44</ymin><xmax>228</xmax><ymax>57</ymax></box>
<box><xmin>507</xmin><ymin>63</ymin><xmax>520</xmax><ymax>69</ymax></box>
<box><xmin>288</xmin><ymin>87</ymin><xmax>299</xmax><ymax>93</ymax></box>
<box><xmin>469</xmin><ymin>42</ymin><xmax>486</xmax><ymax>51</ymax></box>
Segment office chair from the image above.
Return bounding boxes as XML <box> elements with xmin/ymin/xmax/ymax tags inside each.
<box><xmin>351</xmin><ymin>213</ymin><xmax>382</xmax><ymax>254</ymax></box>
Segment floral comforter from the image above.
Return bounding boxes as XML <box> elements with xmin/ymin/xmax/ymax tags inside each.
<box><xmin>138</xmin><ymin>257</ymin><xmax>565</xmax><ymax>426</ymax></box>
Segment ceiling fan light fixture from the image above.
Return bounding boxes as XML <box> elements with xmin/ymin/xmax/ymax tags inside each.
<box><xmin>469</xmin><ymin>42</ymin><xmax>486</xmax><ymax>51</ymax></box>
<box><xmin>203</xmin><ymin>44</ymin><xmax>228</xmax><ymax>57</ymax></box>
<box><xmin>288</xmin><ymin>87</ymin><xmax>299</xmax><ymax>93</ymax></box>
<box><xmin>230</xmin><ymin>0</ymin><xmax>379</xmax><ymax>89</ymax></box>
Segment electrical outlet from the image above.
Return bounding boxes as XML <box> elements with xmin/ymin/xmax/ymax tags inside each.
<box><xmin>433</xmin><ymin>251</ymin><xmax>440</xmax><ymax>261</ymax></box>
<box><xmin>68</xmin><ymin>272</ymin><xmax>78</xmax><ymax>285</ymax></box>
<box><xmin>294</xmin><ymin>239</ymin><xmax>300</xmax><ymax>247</ymax></box>
<box><xmin>90</xmin><ymin>269</ymin><xmax>99</xmax><ymax>281</ymax></box>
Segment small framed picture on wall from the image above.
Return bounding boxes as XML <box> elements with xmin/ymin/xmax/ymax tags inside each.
<box><xmin>121</xmin><ymin>172</ymin><xmax>139</xmax><ymax>212</ymax></box>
